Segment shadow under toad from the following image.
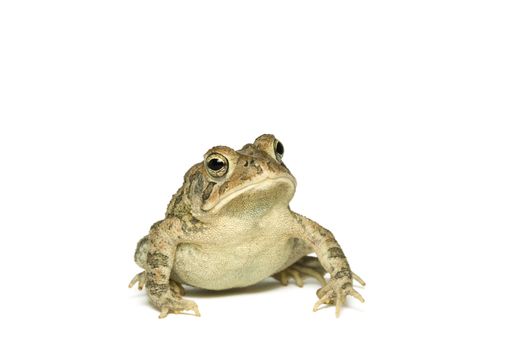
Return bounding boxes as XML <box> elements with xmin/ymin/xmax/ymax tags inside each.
<box><xmin>184</xmin><ymin>278</ymin><xmax>285</xmax><ymax>298</ymax></box>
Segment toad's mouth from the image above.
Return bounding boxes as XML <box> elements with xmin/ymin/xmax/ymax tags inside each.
<box><xmin>202</xmin><ymin>176</ymin><xmax>296</xmax><ymax>214</ymax></box>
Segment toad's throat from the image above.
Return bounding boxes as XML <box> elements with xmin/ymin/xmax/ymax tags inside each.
<box><xmin>202</xmin><ymin>176</ymin><xmax>296</xmax><ymax>214</ymax></box>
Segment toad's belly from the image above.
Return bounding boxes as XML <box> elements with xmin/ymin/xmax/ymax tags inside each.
<box><xmin>172</xmin><ymin>238</ymin><xmax>294</xmax><ymax>290</ymax></box>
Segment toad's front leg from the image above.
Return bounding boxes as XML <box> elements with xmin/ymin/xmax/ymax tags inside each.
<box><xmin>292</xmin><ymin>213</ymin><xmax>365</xmax><ymax>317</ymax></box>
<box><xmin>146</xmin><ymin>220</ymin><xmax>200</xmax><ymax>318</ymax></box>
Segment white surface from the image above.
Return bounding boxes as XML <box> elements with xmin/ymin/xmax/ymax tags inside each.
<box><xmin>1</xmin><ymin>1</ymin><xmax>522</xmax><ymax>349</ymax></box>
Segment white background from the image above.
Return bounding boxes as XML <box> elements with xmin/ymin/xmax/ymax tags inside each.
<box><xmin>1</xmin><ymin>1</ymin><xmax>522</xmax><ymax>349</ymax></box>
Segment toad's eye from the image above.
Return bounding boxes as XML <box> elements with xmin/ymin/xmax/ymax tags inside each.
<box><xmin>208</xmin><ymin>158</ymin><xmax>225</xmax><ymax>170</ymax></box>
<box><xmin>205</xmin><ymin>154</ymin><xmax>228</xmax><ymax>177</ymax></box>
<box><xmin>274</xmin><ymin>140</ymin><xmax>284</xmax><ymax>160</ymax></box>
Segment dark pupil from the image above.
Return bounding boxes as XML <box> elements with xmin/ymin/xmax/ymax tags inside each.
<box><xmin>276</xmin><ymin>141</ymin><xmax>284</xmax><ymax>155</ymax></box>
<box><xmin>208</xmin><ymin>158</ymin><xmax>224</xmax><ymax>171</ymax></box>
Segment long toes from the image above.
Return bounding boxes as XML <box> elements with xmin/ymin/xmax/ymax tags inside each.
<box><xmin>275</xmin><ymin>271</ymin><xmax>289</xmax><ymax>286</ymax></box>
<box><xmin>159</xmin><ymin>306</ymin><xmax>170</xmax><ymax>319</ymax></box>
<box><xmin>352</xmin><ymin>272</ymin><xmax>366</xmax><ymax>286</ymax></box>
<box><xmin>349</xmin><ymin>288</ymin><xmax>365</xmax><ymax>303</ymax></box>
<box><xmin>190</xmin><ymin>304</ymin><xmax>201</xmax><ymax>317</ymax></box>
<box><xmin>129</xmin><ymin>272</ymin><xmax>145</xmax><ymax>289</ymax></box>
<box><xmin>316</xmin><ymin>285</ymin><xmax>330</xmax><ymax>298</ymax></box>
<box><xmin>313</xmin><ymin>290</ymin><xmax>334</xmax><ymax>312</ymax></box>
<box><xmin>335</xmin><ymin>292</ymin><xmax>345</xmax><ymax>317</ymax></box>
<box><xmin>294</xmin><ymin>266</ymin><xmax>326</xmax><ymax>286</ymax></box>
<box><xmin>179</xmin><ymin>300</ymin><xmax>200</xmax><ymax>317</ymax></box>
<box><xmin>282</xmin><ymin>273</ymin><xmax>289</xmax><ymax>285</ymax></box>
<box><xmin>308</xmin><ymin>271</ymin><xmax>326</xmax><ymax>286</ymax></box>
<box><xmin>288</xmin><ymin>268</ymin><xmax>304</xmax><ymax>287</ymax></box>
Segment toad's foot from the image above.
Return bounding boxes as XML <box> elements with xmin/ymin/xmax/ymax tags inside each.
<box><xmin>129</xmin><ymin>271</ymin><xmax>146</xmax><ymax>290</ymax></box>
<box><xmin>313</xmin><ymin>276</ymin><xmax>365</xmax><ymax>317</ymax></box>
<box><xmin>273</xmin><ymin>256</ymin><xmax>327</xmax><ymax>287</ymax></box>
<box><xmin>158</xmin><ymin>296</ymin><xmax>200</xmax><ymax>318</ymax></box>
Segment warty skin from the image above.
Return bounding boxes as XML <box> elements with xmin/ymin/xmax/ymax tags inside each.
<box><xmin>130</xmin><ymin>134</ymin><xmax>365</xmax><ymax>318</ymax></box>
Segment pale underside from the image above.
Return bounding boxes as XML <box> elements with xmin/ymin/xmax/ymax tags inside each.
<box><xmin>171</xmin><ymin>209</ymin><xmax>312</xmax><ymax>290</ymax></box>
<box><xmin>172</xmin><ymin>236</ymin><xmax>311</xmax><ymax>290</ymax></box>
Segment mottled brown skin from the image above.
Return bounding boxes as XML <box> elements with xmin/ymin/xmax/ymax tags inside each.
<box><xmin>129</xmin><ymin>134</ymin><xmax>365</xmax><ymax>317</ymax></box>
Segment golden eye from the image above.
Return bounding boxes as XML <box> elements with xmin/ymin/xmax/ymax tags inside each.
<box><xmin>205</xmin><ymin>153</ymin><xmax>228</xmax><ymax>177</ymax></box>
<box><xmin>274</xmin><ymin>140</ymin><xmax>284</xmax><ymax>161</ymax></box>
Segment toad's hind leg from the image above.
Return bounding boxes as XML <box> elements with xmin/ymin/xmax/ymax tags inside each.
<box><xmin>273</xmin><ymin>256</ymin><xmax>328</xmax><ymax>287</ymax></box>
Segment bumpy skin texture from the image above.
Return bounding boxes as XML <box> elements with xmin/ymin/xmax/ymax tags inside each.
<box><xmin>129</xmin><ymin>134</ymin><xmax>365</xmax><ymax>317</ymax></box>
